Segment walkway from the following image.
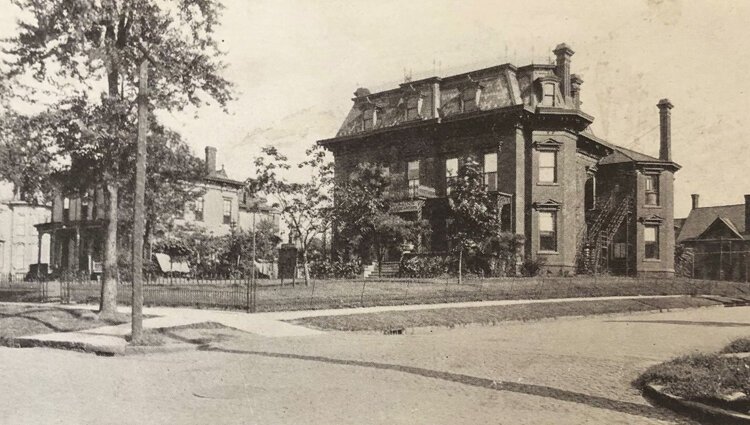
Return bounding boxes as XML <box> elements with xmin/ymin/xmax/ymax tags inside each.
<box><xmin>7</xmin><ymin>294</ymin><xmax>692</xmax><ymax>353</ymax></box>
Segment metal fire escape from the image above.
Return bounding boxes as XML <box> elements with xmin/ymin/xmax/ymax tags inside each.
<box><xmin>577</xmin><ymin>188</ymin><xmax>633</xmax><ymax>274</ymax></box>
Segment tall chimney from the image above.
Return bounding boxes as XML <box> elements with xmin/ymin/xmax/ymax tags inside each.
<box><xmin>657</xmin><ymin>99</ymin><xmax>673</xmax><ymax>161</ymax></box>
<box><xmin>571</xmin><ymin>74</ymin><xmax>583</xmax><ymax>109</ymax></box>
<box><xmin>553</xmin><ymin>43</ymin><xmax>574</xmax><ymax>100</ymax></box>
<box><xmin>745</xmin><ymin>194</ymin><xmax>750</xmax><ymax>234</ymax></box>
<box><xmin>691</xmin><ymin>194</ymin><xmax>700</xmax><ymax>210</ymax></box>
<box><xmin>205</xmin><ymin>146</ymin><xmax>217</xmax><ymax>174</ymax></box>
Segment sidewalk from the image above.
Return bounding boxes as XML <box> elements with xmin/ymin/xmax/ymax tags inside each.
<box><xmin>7</xmin><ymin>294</ymin><xmax>691</xmax><ymax>355</ymax></box>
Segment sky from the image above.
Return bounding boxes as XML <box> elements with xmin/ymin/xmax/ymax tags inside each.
<box><xmin>1</xmin><ymin>0</ymin><xmax>749</xmax><ymax>218</ymax></box>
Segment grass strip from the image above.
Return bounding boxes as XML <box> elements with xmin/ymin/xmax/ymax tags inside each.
<box><xmin>290</xmin><ymin>296</ymin><xmax>719</xmax><ymax>331</ymax></box>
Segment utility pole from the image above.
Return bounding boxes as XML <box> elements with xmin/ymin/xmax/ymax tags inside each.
<box><xmin>131</xmin><ymin>58</ymin><xmax>149</xmax><ymax>344</ymax></box>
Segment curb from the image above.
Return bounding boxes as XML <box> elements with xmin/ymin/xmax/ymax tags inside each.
<box><xmin>11</xmin><ymin>337</ymin><xmax>196</xmax><ymax>357</ymax></box>
<box><xmin>644</xmin><ymin>384</ymin><xmax>750</xmax><ymax>425</ymax></box>
<box><xmin>13</xmin><ymin>337</ymin><xmax>124</xmax><ymax>356</ymax></box>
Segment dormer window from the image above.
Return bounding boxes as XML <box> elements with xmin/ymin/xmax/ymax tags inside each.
<box><xmin>62</xmin><ymin>197</ymin><xmax>70</xmax><ymax>222</ymax></box>
<box><xmin>542</xmin><ymin>83</ymin><xmax>556</xmax><ymax>106</ymax></box>
<box><xmin>363</xmin><ymin>108</ymin><xmax>377</xmax><ymax>130</ymax></box>
<box><xmin>405</xmin><ymin>97</ymin><xmax>422</xmax><ymax>120</ymax></box>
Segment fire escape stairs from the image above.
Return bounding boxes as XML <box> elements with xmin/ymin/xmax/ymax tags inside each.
<box><xmin>578</xmin><ymin>193</ymin><xmax>633</xmax><ymax>274</ymax></box>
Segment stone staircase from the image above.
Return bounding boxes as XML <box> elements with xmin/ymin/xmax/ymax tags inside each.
<box><xmin>362</xmin><ymin>262</ymin><xmax>400</xmax><ymax>279</ymax></box>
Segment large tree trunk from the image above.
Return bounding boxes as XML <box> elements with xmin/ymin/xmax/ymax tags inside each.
<box><xmin>100</xmin><ymin>31</ymin><xmax>121</xmax><ymax>319</ymax></box>
<box><xmin>99</xmin><ymin>183</ymin><xmax>119</xmax><ymax>317</ymax></box>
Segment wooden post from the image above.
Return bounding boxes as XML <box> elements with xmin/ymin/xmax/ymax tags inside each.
<box><xmin>131</xmin><ymin>58</ymin><xmax>149</xmax><ymax>344</ymax></box>
<box><xmin>251</xmin><ymin>211</ymin><xmax>256</xmax><ymax>312</ymax></box>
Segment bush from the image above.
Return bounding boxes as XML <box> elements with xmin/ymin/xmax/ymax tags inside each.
<box><xmin>520</xmin><ymin>257</ymin><xmax>545</xmax><ymax>277</ymax></box>
<box><xmin>399</xmin><ymin>256</ymin><xmax>447</xmax><ymax>278</ymax></box>
<box><xmin>634</xmin><ymin>353</ymin><xmax>750</xmax><ymax>400</ymax></box>
<box><xmin>309</xmin><ymin>257</ymin><xmax>363</xmax><ymax>279</ymax></box>
<box><xmin>721</xmin><ymin>337</ymin><xmax>750</xmax><ymax>354</ymax></box>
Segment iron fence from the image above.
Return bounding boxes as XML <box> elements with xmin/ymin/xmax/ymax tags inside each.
<box><xmin>3</xmin><ymin>272</ymin><xmax>750</xmax><ymax>313</ymax></box>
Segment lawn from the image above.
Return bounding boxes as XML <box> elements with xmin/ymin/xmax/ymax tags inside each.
<box><xmin>0</xmin><ymin>304</ymin><xmax>129</xmax><ymax>339</ymax></box>
<box><xmin>290</xmin><ymin>296</ymin><xmax>721</xmax><ymax>331</ymax></box>
<box><xmin>35</xmin><ymin>275</ymin><xmax>750</xmax><ymax>312</ymax></box>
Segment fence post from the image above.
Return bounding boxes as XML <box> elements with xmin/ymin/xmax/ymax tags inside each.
<box><xmin>245</xmin><ymin>276</ymin><xmax>250</xmax><ymax>313</ymax></box>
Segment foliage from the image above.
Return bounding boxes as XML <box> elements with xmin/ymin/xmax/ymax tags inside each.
<box><xmin>634</xmin><ymin>353</ymin><xmax>750</xmax><ymax>401</ymax></box>
<box><xmin>399</xmin><ymin>256</ymin><xmax>447</xmax><ymax>278</ymax></box>
<box><xmin>446</xmin><ymin>157</ymin><xmax>502</xmax><ymax>281</ymax></box>
<box><xmin>4</xmin><ymin>0</ymin><xmax>234</xmax><ymax>111</ymax></box>
<box><xmin>3</xmin><ymin>0</ymin><xmax>235</xmax><ymax>314</ymax></box>
<box><xmin>309</xmin><ymin>257</ymin><xmax>363</xmax><ymax>279</ymax></box>
<box><xmin>520</xmin><ymin>257</ymin><xmax>546</xmax><ymax>277</ymax></box>
<box><xmin>479</xmin><ymin>232</ymin><xmax>525</xmax><ymax>277</ymax></box>
<box><xmin>0</xmin><ymin>111</ymin><xmax>58</xmax><ymax>203</ymax></box>
<box><xmin>674</xmin><ymin>244</ymin><xmax>694</xmax><ymax>278</ymax></box>
<box><xmin>153</xmin><ymin>220</ymin><xmax>281</xmax><ymax>278</ymax></box>
<box><xmin>247</xmin><ymin>144</ymin><xmax>333</xmax><ymax>285</ymax></box>
<box><xmin>220</xmin><ymin>222</ymin><xmax>282</xmax><ymax>275</ymax></box>
<box><xmin>447</xmin><ymin>157</ymin><xmax>500</xmax><ymax>254</ymax></box>
<box><xmin>333</xmin><ymin>162</ymin><xmax>426</xmax><ymax>266</ymax></box>
<box><xmin>720</xmin><ymin>337</ymin><xmax>750</xmax><ymax>354</ymax></box>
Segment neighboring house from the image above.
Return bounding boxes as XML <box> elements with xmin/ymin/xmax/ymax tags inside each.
<box><xmin>318</xmin><ymin>42</ymin><xmax>679</xmax><ymax>277</ymax></box>
<box><xmin>676</xmin><ymin>194</ymin><xmax>750</xmax><ymax>281</ymax></box>
<box><xmin>178</xmin><ymin>146</ymin><xmax>280</xmax><ymax>235</ymax></box>
<box><xmin>36</xmin><ymin>146</ymin><xmax>279</xmax><ymax>277</ymax></box>
<box><xmin>0</xmin><ymin>184</ymin><xmax>51</xmax><ymax>279</ymax></box>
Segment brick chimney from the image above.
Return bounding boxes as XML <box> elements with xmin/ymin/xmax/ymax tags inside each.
<box><xmin>205</xmin><ymin>146</ymin><xmax>217</xmax><ymax>174</ymax></box>
<box><xmin>691</xmin><ymin>194</ymin><xmax>700</xmax><ymax>210</ymax></box>
<box><xmin>571</xmin><ymin>74</ymin><xmax>583</xmax><ymax>109</ymax></box>
<box><xmin>745</xmin><ymin>194</ymin><xmax>750</xmax><ymax>234</ymax></box>
<box><xmin>553</xmin><ymin>43</ymin><xmax>574</xmax><ymax>100</ymax></box>
<box><xmin>657</xmin><ymin>99</ymin><xmax>673</xmax><ymax>161</ymax></box>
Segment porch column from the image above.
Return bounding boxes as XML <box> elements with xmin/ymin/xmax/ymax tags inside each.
<box><xmin>49</xmin><ymin>232</ymin><xmax>56</xmax><ymax>270</ymax></box>
<box><xmin>36</xmin><ymin>232</ymin><xmax>42</xmax><ymax>278</ymax></box>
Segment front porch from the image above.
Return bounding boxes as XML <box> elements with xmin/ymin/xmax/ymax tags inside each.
<box><xmin>35</xmin><ymin>221</ymin><xmax>105</xmax><ymax>278</ymax></box>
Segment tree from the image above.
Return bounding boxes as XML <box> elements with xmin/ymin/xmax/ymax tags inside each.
<box><xmin>447</xmin><ymin>158</ymin><xmax>500</xmax><ymax>283</ymax></box>
<box><xmin>248</xmin><ymin>145</ymin><xmax>332</xmax><ymax>286</ymax></box>
<box><xmin>333</xmin><ymin>163</ymin><xmax>426</xmax><ymax>276</ymax></box>
<box><xmin>0</xmin><ymin>110</ymin><xmax>57</xmax><ymax>203</ymax></box>
<box><xmin>221</xmin><ymin>222</ymin><xmax>282</xmax><ymax>276</ymax></box>
<box><xmin>3</xmin><ymin>0</ymin><xmax>234</xmax><ymax>317</ymax></box>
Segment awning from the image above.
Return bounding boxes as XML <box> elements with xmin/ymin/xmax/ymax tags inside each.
<box><xmin>153</xmin><ymin>253</ymin><xmax>191</xmax><ymax>274</ymax></box>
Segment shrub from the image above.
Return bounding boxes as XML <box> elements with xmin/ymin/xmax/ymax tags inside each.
<box><xmin>399</xmin><ymin>256</ymin><xmax>447</xmax><ymax>278</ymax></box>
<box><xmin>633</xmin><ymin>353</ymin><xmax>750</xmax><ymax>400</ymax></box>
<box><xmin>721</xmin><ymin>337</ymin><xmax>750</xmax><ymax>354</ymax></box>
<box><xmin>520</xmin><ymin>257</ymin><xmax>545</xmax><ymax>277</ymax></box>
<box><xmin>309</xmin><ymin>257</ymin><xmax>363</xmax><ymax>279</ymax></box>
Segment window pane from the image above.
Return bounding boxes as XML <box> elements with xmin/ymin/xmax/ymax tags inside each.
<box><xmin>484</xmin><ymin>153</ymin><xmax>497</xmax><ymax>173</ymax></box>
<box><xmin>644</xmin><ymin>226</ymin><xmax>657</xmax><ymax>242</ymax></box>
<box><xmin>446</xmin><ymin>158</ymin><xmax>458</xmax><ymax>177</ymax></box>
<box><xmin>407</xmin><ymin>160</ymin><xmax>420</xmax><ymax>179</ymax></box>
<box><xmin>539</xmin><ymin>212</ymin><xmax>555</xmax><ymax>232</ymax></box>
<box><xmin>543</xmin><ymin>84</ymin><xmax>555</xmax><ymax>97</ymax></box>
<box><xmin>539</xmin><ymin>168</ymin><xmax>555</xmax><ymax>183</ymax></box>
<box><xmin>539</xmin><ymin>151</ymin><xmax>555</xmax><ymax>167</ymax></box>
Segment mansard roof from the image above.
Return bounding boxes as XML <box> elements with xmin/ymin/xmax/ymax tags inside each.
<box><xmin>330</xmin><ymin>60</ymin><xmax>571</xmax><ymax>140</ymax></box>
